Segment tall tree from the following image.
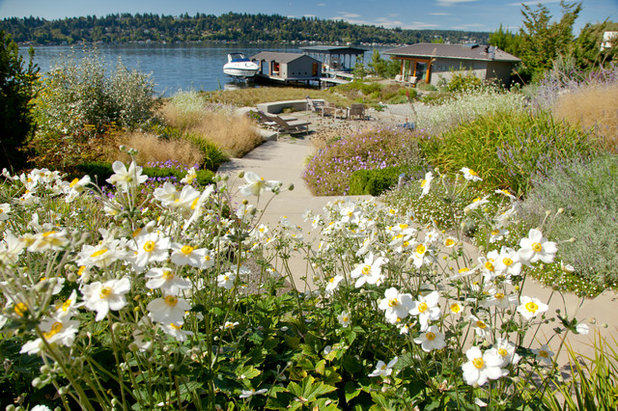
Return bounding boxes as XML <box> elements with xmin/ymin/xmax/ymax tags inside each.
<box><xmin>0</xmin><ymin>30</ymin><xmax>38</xmax><ymax>171</ymax></box>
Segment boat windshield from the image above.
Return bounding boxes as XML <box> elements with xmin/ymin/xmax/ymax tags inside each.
<box><xmin>229</xmin><ymin>53</ymin><xmax>249</xmax><ymax>62</ymax></box>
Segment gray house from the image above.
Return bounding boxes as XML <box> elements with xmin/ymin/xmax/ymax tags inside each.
<box><xmin>383</xmin><ymin>43</ymin><xmax>520</xmax><ymax>86</ymax></box>
<box><xmin>251</xmin><ymin>51</ymin><xmax>322</xmax><ymax>84</ymax></box>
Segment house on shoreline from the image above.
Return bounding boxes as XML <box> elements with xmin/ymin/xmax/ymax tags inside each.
<box><xmin>251</xmin><ymin>51</ymin><xmax>322</xmax><ymax>86</ymax></box>
<box><xmin>383</xmin><ymin>43</ymin><xmax>520</xmax><ymax>86</ymax></box>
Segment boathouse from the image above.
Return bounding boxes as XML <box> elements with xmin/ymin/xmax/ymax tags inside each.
<box><xmin>383</xmin><ymin>43</ymin><xmax>520</xmax><ymax>86</ymax></box>
<box><xmin>251</xmin><ymin>51</ymin><xmax>322</xmax><ymax>85</ymax></box>
<box><xmin>301</xmin><ymin>45</ymin><xmax>367</xmax><ymax>72</ymax></box>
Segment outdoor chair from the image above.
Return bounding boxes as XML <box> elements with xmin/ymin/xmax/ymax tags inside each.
<box><xmin>254</xmin><ymin>110</ymin><xmax>297</xmax><ymax>129</ymax></box>
<box><xmin>269</xmin><ymin>115</ymin><xmax>310</xmax><ymax>135</ymax></box>
<box><xmin>306</xmin><ymin>96</ymin><xmax>324</xmax><ymax>113</ymax></box>
<box><xmin>348</xmin><ymin>103</ymin><xmax>366</xmax><ymax>120</ymax></box>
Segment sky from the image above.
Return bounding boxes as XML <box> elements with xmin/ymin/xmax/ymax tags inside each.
<box><xmin>0</xmin><ymin>0</ymin><xmax>616</xmax><ymax>33</ymax></box>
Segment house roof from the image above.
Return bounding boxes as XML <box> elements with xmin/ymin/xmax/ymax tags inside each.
<box><xmin>301</xmin><ymin>45</ymin><xmax>367</xmax><ymax>54</ymax></box>
<box><xmin>251</xmin><ymin>51</ymin><xmax>320</xmax><ymax>64</ymax></box>
<box><xmin>383</xmin><ymin>43</ymin><xmax>520</xmax><ymax>62</ymax></box>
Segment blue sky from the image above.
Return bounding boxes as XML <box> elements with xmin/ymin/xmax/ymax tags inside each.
<box><xmin>0</xmin><ymin>0</ymin><xmax>616</xmax><ymax>33</ymax></box>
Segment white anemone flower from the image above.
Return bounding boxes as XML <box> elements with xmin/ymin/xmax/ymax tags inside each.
<box><xmin>147</xmin><ymin>295</ymin><xmax>191</xmax><ymax>324</ymax></box>
<box><xmin>413</xmin><ymin>325</ymin><xmax>446</xmax><ymax>352</ymax></box>
<box><xmin>469</xmin><ymin>314</ymin><xmax>491</xmax><ymax>339</ymax></box>
<box><xmin>239</xmin><ymin>388</ymin><xmax>268</xmax><ymax>398</ymax></box>
<box><xmin>533</xmin><ymin>344</ymin><xmax>554</xmax><ymax>365</ymax></box>
<box><xmin>239</xmin><ymin>171</ymin><xmax>280</xmax><ymax>197</ymax></box>
<box><xmin>145</xmin><ymin>268</ymin><xmax>192</xmax><ymax>295</ymax></box>
<box><xmin>217</xmin><ymin>272</ymin><xmax>236</xmax><ymax>290</ymax></box>
<box><xmin>494</xmin><ymin>247</ymin><xmax>522</xmax><ymax>277</ymax></box>
<box><xmin>487</xmin><ymin>339</ymin><xmax>520</xmax><ymax>366</ymax></box>
<box><xmin>464</xmin><ymin>195</ymin><xmax>489</xmax><ymax>213</ymax></box>
<box><xmin>410</xmin><ymin>291</ymin><xmax>441</xmax><ymax>331</ymax></box>
<box><xmin>82</xmin><ymin>278</ymin><xmax>131</xmax><ymax>321</ymax></box>
<box><xmin>161</xmin><ymin>322</ymin><xmax>194</xmax><ymax>342</ymax></box>
<box><xmin>516</xmin><ymin>296</ymin><xmax>548</xmax><ymax>320</ymax></box>
<box><xmin>170</xmin><ymin>243</ymin><xmax>207</xmax><ymax>267</ymax></box>
<box><xmin>153</xmin><ymin>182</ymin><xmax>179</xmax><ymax>206</ymax></box>
<box><xmin>461</xmin><ymin>346</ymin><xmax>508</xmax><ymax>386</ymax></box>
<box><xmin>106</xmin><ymin>161</ymin><xmax>148</xmax><ymax>192</ymax></box>
<box><xmin>518</xmin><ymin>228</ymin><xmax>557</xmax><ymax>264</ymax></box>
<box><xmin>54</xmin><ymin>290</ymin><xmax>83</xmax><ymax>319</ymax></box>
<box><xmin>368</xmin><ymin>357</ymin><xmax>398</xmax><ymax>378</ymax></box>
<box><xmin>134</xmin><ymin>232</ymin><xmax>171</xmax><ymax>269</ymax></box>
<box><xmin>180</xmin><ymin>167</ymin><xmax>197</xmax><ymax>184</ymax></box>
<box><xmin>460</xmin><ymin>167</ymin><xmax>482</xmax><ymax>182</ymax></box>
<box><xmin>378</xmin><ymin>287</ymin><xmax>414</xmax><ymax>324</ymax></box>
<box><xmin>337</xmin><ymin>311</ymin><xmax>351</xmax><ymax>327</ymax></box>
<box><xmin>350</xmin><ymin>252</ymin><xmax>386</xmax><ymax>288</ymax></box>
<box><xmin>26</xmin><ymin>230</ymin><xmax>69</xmax><ymax>252</ymax></box>
<box><xmin>325</xmin><ymin>274</ymin><xmax>344</xmax><ymax>295</ymax></box>
<box><xmin>420</xmin><ymin>171</ymin><xmax>433</xmax><ymax>197</ymax></box>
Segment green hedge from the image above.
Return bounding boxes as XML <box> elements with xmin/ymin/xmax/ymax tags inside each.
<box><xmin>349</xmin><ymin>166</ymin><xmax>423</xmax><ymax>196</ymax></box>
<box><xmin>75</xmin><ymin>162</ymin><xmax>215</xmax><ymax>186</ymax></box>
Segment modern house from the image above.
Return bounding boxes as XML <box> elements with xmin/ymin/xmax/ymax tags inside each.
<box><xmin>300</xmin><ymin>45</ymin><xmax>367</xmax><ymax>72</ymax></box>
<box><xmin>251</xmin><ymin>51</ymin><xmax>322</xmax><ymax>85</ymax></box>
<box><xmin>383</xmin><ymin>43</ymin><xmax>520</xmax><ymax>86</ymax></box>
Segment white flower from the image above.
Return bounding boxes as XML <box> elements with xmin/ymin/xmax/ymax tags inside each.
<box><xmin>0</xmin><ymin>203</ymin><xmax>11</xmax><ymax>221</ymax></box>
<box><xmin>494</xmin><ymin>188</ymin><xmax>516</xmax><ymax>200</ymax></box>
<box><xmin>26</xmin><ymin>230</ymin><xmax>69</xmax><ymax>252</ymax></box>
<box><xmin>350</xmin><ymin>252</ymin><xmax>386</xmax><ymax>288</ymax></box>
<box><xmin>494</xmin><ymin>247</ymin><xmax>522</xmax><ymax>277</ymax></box>
<box><xmin>217</xmin><ymin>272</ymin><xmax>236</xmax><ymax>290</ymax></box>
<box><xmin>410</xmin><ymin>242</ymin><xmax>432</xmax><ymax>268</ymax></box>
<box><xmin>222</xmin><ymin>321</ymin><xmax>239</xmax><ymax>330</ymax></box>
<box><xmin>464</xmin><ymin>195</ymin><xmax>489</xmax><ymax>213</ymax></box>
<box><xmin>54</xmin><ymin>290</ymin><xmax>82</xmax><ymax>319</ymax></box>
<box><xmin>413</xmin><ymin>325</ymin><xmax>446</xmax><ymax>352</ymax></box>
<box><xmin>420</xmin><ymin>171</ymin><xmax>433</xmax><ymax>197</ymax></box>
<box><xmin>325</xmin><ymin>274</ymin><xmax>344</xmax><ymax>295</ymax></box>
<box><xmin>21</xmin><ymin>316</ymin><xmax>81</xmax><ymax>355</ymax></box>
<box><xmin>410</xmin><ymin>291</ymin><xmax>441</xmax><ymax>331</ymax></box>
<box><xmin>134</xmin><ymin>232</ymin><xmax>171</xmax><ymax>269</ymax></box>
<box><xmin>161</xmin><ymin>322</ymin><xmax>193</xmax><ymax>341</ymax></box>
<box><xmin>461</xmin><ymin>346</ymin><xmax>508</xmax><ymax>386</ymax></box>
<box><xmin>469</xmin><ymin>314</ymin><xmax>491</xmax><ymax>339</ymax></box>
<box><xmin>147</xmin><ymin>295</ymin><xmax>191</xmax><ymax>324</ymax></box>
<box><xmin>368</xmin><ymin>357</ymin><xmax>398</xmax><ymax>378</ymax></box>
<box><xmin>486</xmin><ymin>339</ymin><xmax>520</xmax><ymax>366</ymax></box>
<box><xmin>145</xmin><ymin>268</ymin><xmax>192</xmax><ymax>295</ymax></box>
<box><xmin>337</xmin><ymin>311</ymin><xmax>351</xmax><ymax>327</ymax></box>
<box><xmin>533</xmin><ymin>344</ymin><xmax>554</xmax><ymax>365</ymax></box>
<box><xmin>239</xmin><ymin>171</ymin><xmax>280</xmax><ymax>197</ymax></box>
<box><xmin>31</xmin><ymin>406</ymin><xmax>52</xmax><ymax>411</ymax></box>
<box><xmin>480</xmin><ymin>288</ymin><xmax>517</xmax><ymax>309</ymax></box>
<box><xmin>518</xmin><ymin>228</ymin><xmax>557</xmax><ymax>264</ymax></box>
<box><xmin>180</xmin><ymin>167</ymin><xmax>197</xmax><ymax>184</ymax></box>
<box><xmin>461</xmin><ymin>167</ymin><xmax>482</xmax><ymax>182</ymax></box>
<box><xmin>517</xmin><ymin>296</ymin><xmax>548</xmax><ymax>320</ymax></box>
<box><xmin>170</xmin><ymin>243</ymin><xmax>207</xmax><ymax>267</ymax></box>
<box><xmin>153</xmin><ymin>182</ymin><xmax>179</xmax><ymax>206</ymax></box>
<box><xmin>576</xmin><ymin>322</ymin><xmax>590</xmax><ymax>335</ymax></box>
<box><xmin>82</xmin><ymin>278</ymin><xmax>131</xmax><ymax>321</ymax></box>
<box><xmin>106</xmin><ymin>161</ymin><xmax>148</xmax><ymax>192</ymax></box>
<box><xmin>378</xmin><ymin>287</ymin><xmax>414</xmax><ymax>324</ymax></box>
<box><xmin>239</xmin><ymin>388</ymin><xmax>268</xmax><ymax>398</ymax></box>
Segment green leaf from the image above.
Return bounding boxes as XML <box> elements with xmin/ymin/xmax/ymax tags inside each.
<box><xmin>345</xmin><ymin>381</ymin><xmax>361</xmax><ymax>402</ymax></box>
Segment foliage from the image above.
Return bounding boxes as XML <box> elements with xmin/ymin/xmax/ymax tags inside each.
<box><xmin>367</xmin><ymin>49</ymin><xmax>401</xmax><ymax>78</ymax></box>
<box><xmin>421</xmin><ymin>109</ymin><xmax>598</xmax><ymax>195</ymax></box>
<box><xmin>0</xmin><ymin>13</ymin><xmax>490</xmax><ymax>45</ymax></box>
<box><xmin>0</xmin><ymin>162</ymin><xmax>596</xmax><ymax>409</ymax></box>
<box><xmin>489</xmin><ymin>24</ymin><xmax>521</xmax><ymax>57</ymax></box>
<box><xmin>203</xmin><ymin>87</ymin><xmax>350</xmax><ymax>108</ymax></box>
<box><xmin>444</xmin><ymin>72</ymin><xmax>483</xmax><ymax>93</ymax></box>
<box><xmin>520</xmin><ymin>155</ymin><xmax>618</xmax><ymax>289</ymax></box>
<box><xmin>0</xmin><ymin>30</ymin><xmax>38</xmax><ymax>172</ymax></box>
<box><xmin>348</xmin><ymin>165</ymin><xmax>423</xmax><ymax>196</ymax></box>
<box><xmin>543</xmin><ymin>334</ymin><xmax>618</xmax><ymax>410</ymax></box>
<box><xmin>303</xmin><ymin>128</ymin><xmax>422</xmax><ymax>196</ymax></box>
<box><xmin>516</xmin><ymin>1</ymin><xmax>582</xmax><ymax>81</ymax></box>
<box><xmin>572</xmin><ymin>20</ymin><xmax>618</xmax><ymax>69</ymax></box>
<box><xmin>331</xmin><ymin>81</ymin><xmax>416</xmax><ymax>105</ymax></box>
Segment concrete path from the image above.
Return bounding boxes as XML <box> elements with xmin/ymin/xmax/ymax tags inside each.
<box><xmin>217</xmin><ymin>123</ymin><xmax>618</xmax><ymax>368</ymax></box>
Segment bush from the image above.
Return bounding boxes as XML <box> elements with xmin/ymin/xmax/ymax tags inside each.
<box><xmin>75</xmin><ymin>161</ymin><xmax>215</xmax><ymax>186</ymax></box>
<box><xmin>303</xmin><ymin>128</ymin><xmax>423</xmax><ymax>196</ymax></box>
<box><xmin>445</xmin><ymin>72</ymin><xmax>482</xmax><ymax>92</ymax></box>
<box><xmin>521</xmin><ymin>155</ymin><xmax>618</xmax><ymax>288</ymax></box>
<box><xmin>0</xmin><ymin>31</ymin><xmax>38</xmax><ymax>172</ymax></box>
<box><xmin>421</xmin><ymin>110</ymin><xmax>599</xmax><ymax>195</ymax></box>
<box><xmin>348</xmin><ymin>165</ymin><xmax>424</xmax><ymax>196</ymax></box>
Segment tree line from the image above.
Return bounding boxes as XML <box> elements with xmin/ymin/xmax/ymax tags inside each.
<box><xmin>0</xmin><ymin>12</ymin><xmax>489</xmax><ymax>46</ymax></box>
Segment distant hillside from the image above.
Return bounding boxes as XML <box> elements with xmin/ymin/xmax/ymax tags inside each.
<box><xmin>0</xmin><ymin>12</ymin><xmax>489</xmax><ymax>46</ymax></box>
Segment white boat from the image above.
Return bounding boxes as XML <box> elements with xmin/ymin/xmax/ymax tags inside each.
<box><xmin>223</xmin><ymin>53</ymin><xmax>259</xmax><ymax>78</ymax></box>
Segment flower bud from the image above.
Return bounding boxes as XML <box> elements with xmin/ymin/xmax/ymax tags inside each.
<box><xmin>557</xmin><ymin>208</ymin><xmax>564</xmax><ymax>214</ymax></box>
<box><xmin>237</xmin><ymin>171</ymin><xmax>245</xmax><ymax>179</ymax></box>
<box><xmin>288</xmin><ymin>184</ymin><xmax>294</xmax><ymax>191</ymax></box>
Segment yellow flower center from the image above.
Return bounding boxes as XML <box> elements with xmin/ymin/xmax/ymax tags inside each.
<box><xmin>143</xmin><ymin>241</ymin><xmax>156</xmax><ymax>252</ymax></box>
<box><xmin>191</xmin><ymin>198</ymin><xmax>199</xmax><ymax>210</ymax></box>
<box><xmin>180</xmin><ymin>245</ymin><xmax>194</xmax><ymax>255</ymax></box>
<box><xmin>476</xmin><ymin>321</ymin><xmax>487</xmax><ymax>329</ymax></box>
<box><xmin>469</xmin><ymin>169</ymin><xmax>478</xmax><ymax>176</ymax></box>
<box><xmin>458</xmin><ymin>267</ymin><xmax>469</xmax><ymax>274</ymax></box>
<box><xmin>485</xmin><ymin>261</ymin><xmax>495</xmax><ymax>272</ymax></box>
<box><xmin>69</xmin><ymin>178</ymin><xmax>80</xmax><ymax>188</ymax></box>
<box><xmin>43</xmin><ymin>322</ymin><xmax>63</xmax><ymax>339</ymax></box>
<box><xmin>132</xmin><ymin>228</ymin><xmax>142</xmax><ymax>238</ymax></box>
<box><xmin>445</xmin><ymin>239</ymin><xmax>455</xmax><ymax>246</ymax></box>
<box><xmin>539</xmin><ymin>350</ymin><xmax>549</xmax><ymax>358</ymax></box>
<box><xmin>491</xmin><ymin>229</ymin><xmax>500</xmax><ymax>236</ymax></box>
<box><xmin>14</xmin><ymin>302</ymin><xmax>28</xmax><ymax>317</ymax></box>
<box><xmin>399</xmin><ymin>223</ymin><xmax>408</xmax><ymax>230</ymax></box>
<box><xmin>495</xmin><ymin>293</ymin><xmax>505</xmax><ymax>300</ymax></box>
<box><xmin>498</xmin><ymin>348</ymin><xmax>508</xmax><ymax>357</ymax></box>
<box><xmin>61</xmin><ymin>299</ymin><xmax>72</xmax><ymax>311</ymax></box>
<box><xmin>503</xmin><ymin>258</ymin><xmax>513</xmax><ymax>266</ymax></box>
<box><xmin>472</xmin><ymin>197</ymin><xmax>481</xmax><ymax>203</ymax></box>
<box><xmin>416</xmin><ymin>244</ymin><xmax>426</xmax><ymax>254</ymax></box>
<box><xmin>164</xmin><ymin>295</ymin><xmax>178</xmax><ymax>307</ymax></box>
<box><xmin>450</xmin><ymin>303</ymin><xmax>461</xmax><ymax>313</ymax></box>
<box><xmin>78</xmin><ymin>266</ymin><xmax>86</xmax><ymax>276</ymax></box>
<box><xmin>532</xmin><ymin>242</ymin><xmax>543</xmax><ymax>252</ymax></box>
<box><xmin>402</xmin><ymin>241</ymin><xmax>410</xmax><ymax>248</ymax></box>
<box><xmin>163</xmin><ymin>270</ymin><xmax>174</xmax><ymax>280</ymax></box>
<box><xmin>42</xmin><ymin>231</ymin><xmax>57</xmax><ymax>237</ymax></box>
<box><xmin>90</xmin><ymin>248</ymin><xmax>108</xmax><ymax>258</ymax></box>
<box><xmin>418</xmin><ymin>302</ymin><xmax>428</xmax><ymax>313</ymax></box>
<box><xmin>472</xmin><ymin>357</ymin><xmax>484</xmax><ymax>369</ymax></box>
<box><xmin>361</xmin><ymin>265</ymin><xmax>371</xmax><ymax>275</ymax></box>
<box><xmin>100</xmin><ymin>286</ymin><xmax>112</xmax><ymax>299</ymax></box>
<box><xmin>328</xmin><ymin>277</ymin><xmax>335</xmax><ymax>283</ymax></box>
<box><xmin>170</xmin><ymin>323</ymin><xmax>182</xmax><ymax>330</ymax></box>
<box><xmin>421</xmin><ymin>179</ymin><xmax>427</xmax><ymax>187</ymax></box>
<box><xmin>342</xmin><ymin>316</ymin><xmax>349</xmax><ymax>323</ymax></box>
<box><xmin>388</xmin><ymin>298</ymin><xmax>399</xmax><ymax>307</ymax></box>
<box><xmin>525</xmin><ymin>301</ymin><xmax>538</xmax><ymax>313</ymax></box>
<box><xmin>426</xmin><ymin>332</ymin><xmax>436</xmax><ymax>341</ymax></box>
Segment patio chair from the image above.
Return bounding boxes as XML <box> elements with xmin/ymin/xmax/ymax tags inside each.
<box><xmin>321</xmin><ymin>101</ymin><xmax>338</xmax><ymax>117</ymax></box>
<box><xmin>269</xmin><ymin>115</ymin><xmax>310</xmax><ymax>135</ymax></box>
<box><xmin>254</xmin><ymin>110</ymin><xmax>297</xmax><ymax>129</ymax></box>
<box><xmin>306</xmin><ymin>96</ymin><xmax>324</xmax><ymax>113</ymax></box>
<box><xmin>348</xmin><ymin>103</ymin><xmax>366</xmax><ymax>120</ymax></box>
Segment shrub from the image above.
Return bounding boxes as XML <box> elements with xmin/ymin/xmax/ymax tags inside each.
<box><xmin>114</xmin><ymin>131</ymin><xmax>204</xmax><ymax>169</ymax></box>
<box><xmin>303</xmin><ymin>128</ymin><xmax>423</xmax><ymax>196</ymax></box>
<box><xmin>421</xmin><ymin>110</ymin><xmax>599</xmax><ymax>195</ymax></box>
<box><xmin>75</xmin><ymin>161</ymin><xmax>214</xmax><ymax>186</ymax></box>
<box><xmin>0</xmin><ymin>31</ymin><xmax>38</xmax><ymax>172</ymax></box>
<box><xmin>520</xmin><ymin>155</ymin><xmax>618</xmax><ymax>288</ymax></box>
<box><xmin>445</xmin><ymin>72</ymin><xmax>482</xmax><ymax>92</ymax></box>
<box><xmin>348</xmin><ymin>165</ymin><xmax>424</xmax><ymax>196</ymax></box>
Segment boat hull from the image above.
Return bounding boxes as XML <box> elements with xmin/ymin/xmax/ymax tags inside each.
<box><xmin>223</xmin><ymin>66</ymin><xmax>259</xmax><ymax>78</ymax></box>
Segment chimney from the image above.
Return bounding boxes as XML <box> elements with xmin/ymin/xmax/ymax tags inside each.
<box><xmin>488</xmin><ymin>45</ymin><xmax>496</xmax><ymax>60</ymax></box>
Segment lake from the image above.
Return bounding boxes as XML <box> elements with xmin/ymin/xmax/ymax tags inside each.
<box><xmin>20</xmin><ymin>44</ymin><xmax>374</xmax><ymax>96</ymax></box>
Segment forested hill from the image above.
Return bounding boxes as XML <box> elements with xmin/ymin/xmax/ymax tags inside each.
<box><xmin>1</xmin><ymin>12</ymin><xmax>489</xmax><ymax>45</ymax></box>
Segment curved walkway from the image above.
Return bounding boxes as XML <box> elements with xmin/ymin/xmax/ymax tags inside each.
<box><xmin>218</xmin><ymin>130</ymin><xmax>618</xmax><ymax>367</ymax></box>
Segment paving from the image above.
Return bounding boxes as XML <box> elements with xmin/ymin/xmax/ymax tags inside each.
<box><xmin>218</xmin><ymin>106</ymin><xmax>618</xmax><ymax>367</ymax></box>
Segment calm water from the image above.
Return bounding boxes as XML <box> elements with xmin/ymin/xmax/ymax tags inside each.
<box><xmin>20</xmin><ymin>44</ymin><xmax>372</xmax><ymax>96</ymax></box>
<box><xmin>20</xmin><ymin>44</ymin><xmax>307</xmax><ymax>96</ymax></box>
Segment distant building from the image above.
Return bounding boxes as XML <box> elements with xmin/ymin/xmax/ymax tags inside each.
<box><xmin>251</xmin><ymin>51</ymin><xmax>322</xmax><ymax>84</ymax></box>
<box><xmin>601</xmin><ymin>31</ymin><xmax>618</xmax><ymax>50</ymax></box>
<box><xmin>383</xmin><ymin>43</ymin><xmax>520</xmax><ymax>86</ymax></box>
<box><xmin>300</xmin><ymin>46</ymin><xmax>367</xmax><ymax>71</ymax></box>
